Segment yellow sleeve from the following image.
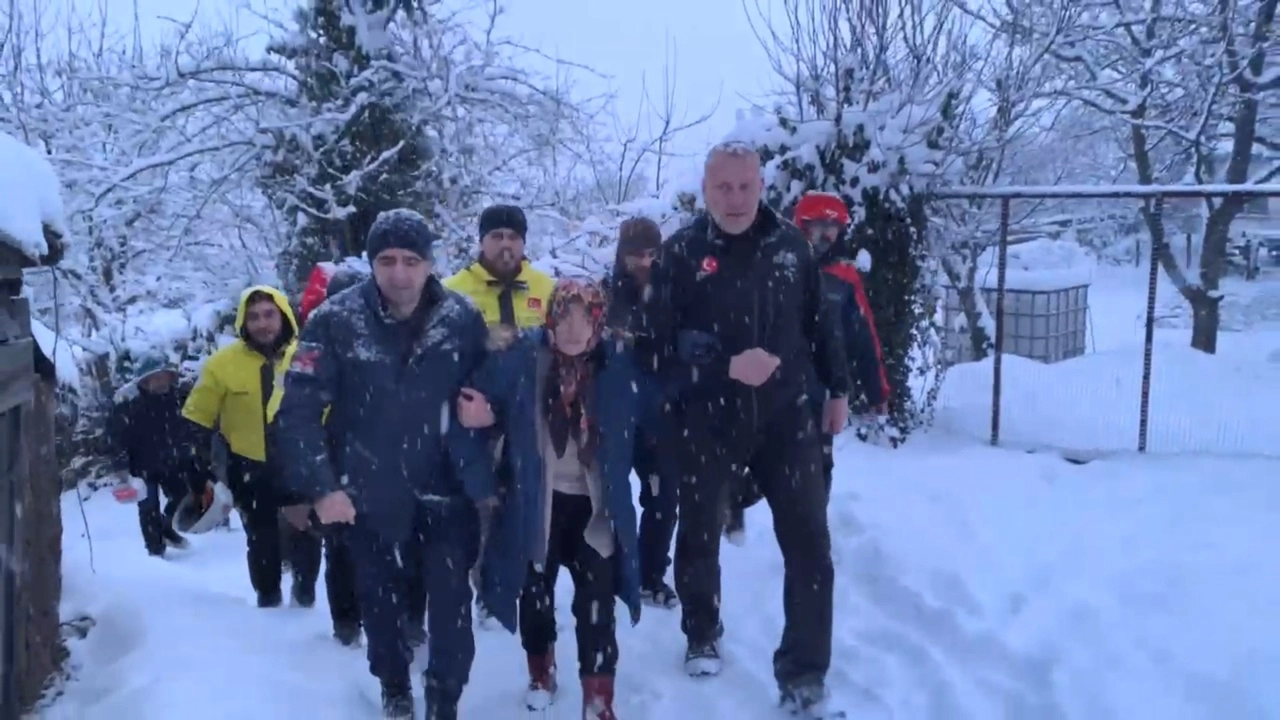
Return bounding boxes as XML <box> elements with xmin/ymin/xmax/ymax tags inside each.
<box><xmin>442</xmin><ymin>271</ymin><xmax>467</xmax><ymax>292</ymax></box>
<box><xmin>182</xmin><ymin>358</ymin><xmax>225</xmax><ymax>430</ymax></box>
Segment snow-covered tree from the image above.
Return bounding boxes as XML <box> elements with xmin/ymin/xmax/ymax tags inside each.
<box><xmin>741</xmin><ymin>0</ymin><xmax>959</xmax><ymax>439</ymax></box>
<box><xmin>254</xmin><ymin>0</ymin><xmax>593</xmax><ymax>287</ymax></box>
<box><xmin>1</xmin><ymin>4</ymin><xmax>277</xmax><ymax>472</ymax></box>
<box><xmin>981</xmin><ymin>0</ymin><xmax>1280</xmax><ymax>353</ymax></box>
<box><xmin>930</xmin><ymin>9</ymin><xmax>1110</xmax><ymax>361</ymax></box>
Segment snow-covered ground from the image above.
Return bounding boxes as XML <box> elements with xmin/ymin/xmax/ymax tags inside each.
<box><xmin>42</xmin><ymin>427</ymin><xmax>1280</xmax><ymax>720</ymax></box>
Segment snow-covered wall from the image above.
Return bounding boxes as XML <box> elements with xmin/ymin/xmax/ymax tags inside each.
<box><xmin>0</xmin><ymin>131</ymin><xmax>68</xmax><ymax>260</ymax></box>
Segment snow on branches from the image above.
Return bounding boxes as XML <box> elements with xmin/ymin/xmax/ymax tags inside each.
<box><xmin>256</xmin><ymin>0</ymin><xmax>594</xmax><ymax>290</ymax></box>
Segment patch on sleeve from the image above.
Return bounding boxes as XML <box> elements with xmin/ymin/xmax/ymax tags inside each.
<box><xmin>290</xmin><ymin>342</ymin><xmax>323</xmax><ymax>375</ymax></box>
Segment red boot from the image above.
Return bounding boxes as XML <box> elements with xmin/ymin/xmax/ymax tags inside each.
<box><xmin>581</xmin><ymin>675</ymin><xmax>617</xmax><ymax>720</ymax></box>
<box><xmin>524</xmin><ymin>650</ymin><xmax>557</xmax><ymax>711</ymax></box>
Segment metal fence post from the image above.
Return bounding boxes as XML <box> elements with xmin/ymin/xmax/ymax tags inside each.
<box><xmin>990</xmin><ymin>197</ymin><xmax>1011</xmax><ymax>446</ymax></box>
<box><xmin>1138</xmin><ymin>194</ymin><xmax>1164</xmax><ymax>453</ymax></box>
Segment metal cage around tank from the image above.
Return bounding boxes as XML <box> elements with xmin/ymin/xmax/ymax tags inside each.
<box><xmin>941</xmin><ymin>283</ymin><xmax>1090</xmax><ymax>366</ymax></box>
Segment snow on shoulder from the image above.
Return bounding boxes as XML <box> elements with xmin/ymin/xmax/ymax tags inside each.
<box><xmin>0</xmin><ymin>130</ymin><xmax>68</xmax><ymax>261</ymax></box>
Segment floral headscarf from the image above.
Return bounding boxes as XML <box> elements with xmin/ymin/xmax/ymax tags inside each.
<box><xmin>545</xmin><ymin>277</ymin><xmax>608</xmax><ymax>465</ymax></box>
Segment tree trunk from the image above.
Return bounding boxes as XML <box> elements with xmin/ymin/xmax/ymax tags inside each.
<box><xmin>1189</xmin><ymin>294</ymin><xmax>1221</xmax><ymax>354</ymax></box>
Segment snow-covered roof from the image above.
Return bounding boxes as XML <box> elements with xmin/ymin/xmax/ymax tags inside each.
<box><xmin>0</xmin><ymin>131</ymin><xmax>68</xmax><ymax>262</ymax></box>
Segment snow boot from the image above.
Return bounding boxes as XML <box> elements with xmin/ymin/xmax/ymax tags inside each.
<box><xmin>333</xmin><ymin>621</ymin><xmax>361</xmax><ymax>647</ymax></box>
<box><xmin>291</xmin><ymin>581</ymin><xmax>316</xmax><ymax>609</ymax></box>
<box><xmin>380</xmin><ymin>679</ymin><xmax>414</xmax><ymax>719</ymax></box>
<box><xmin>640</xmin><ymin>581</ymin><xmax>679</xmax><ymax>609</ymax></box>
<box><xmin>524</xmin><ymin>650</ymin><xmax>558</xmax><ymax>710</ymax></box>
<box><xmin>780</xmin><ymin>684</ymin><xmax>845</xmax><ymax>719</ymax></box>
<box><xmin>424</xmin><ymin>677</ymin><xmax>460</xmax><ymax>720</ymax></box>
<box><xmin>581</xmin><ymin>675</ymin><xmax>617</xmax><ymax>720</ymax></box>
<box><xmin>684</xmin><ymin>640</ymin><xmax>723</xmax><ymax>677</ymax></box>
<box><xmin>256</xmin><ymin>589</ymin><xmax>283</xmax><ymax>608</ymax></box>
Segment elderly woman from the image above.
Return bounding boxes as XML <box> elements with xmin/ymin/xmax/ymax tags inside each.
<box><xmin>460</xmin><ymin>277</ymin><xmax>642</xmax><ymax>720</ymax></box>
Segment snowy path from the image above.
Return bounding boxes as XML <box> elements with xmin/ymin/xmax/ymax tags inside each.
<box><xmin>45</xmin><ymin>434</ymin><xmax>1280</xmax><ymax>720</ymax></box>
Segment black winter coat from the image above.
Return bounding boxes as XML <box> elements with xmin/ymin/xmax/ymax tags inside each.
<box><xmin>106</xmin><ymin>384</ymin><xmax>202</xmax><ymax>479</ymax></box>
<box><xmin>650</xmin><ymin>205</ymin><xmax>850</xmax><ymax>451</ymax></box>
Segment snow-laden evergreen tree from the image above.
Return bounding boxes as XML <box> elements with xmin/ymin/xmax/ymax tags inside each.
<box><xmin>736</xmin><ymin>0</ymin><xmax>959</xmax><ymax>439</ymax></box>
<box><xmin>258</xmin><ymin>0</ymin><xmax>439</xmax><ymax>293</ymax></box>
<box><xmin>258</xmin><ymin>0</ymin><xmax>582</xmax><ymax>290</ymax></box>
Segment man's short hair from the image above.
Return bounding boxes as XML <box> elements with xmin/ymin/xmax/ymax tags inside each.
<box><xmin>705</xmin><ymin>140</ymin><xmax>760</xmax><ymax>169</ymax></box>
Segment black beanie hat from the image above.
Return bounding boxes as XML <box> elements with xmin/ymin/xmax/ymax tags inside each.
<box><xmin>478</xmin><ymin>204</ymin><xmax>527</xmax><ymax>241</ymax></box>
<box><xmin>366</xmin><ymin>209</ymin><xmax>438</xmax><ymax>261</ymax></box>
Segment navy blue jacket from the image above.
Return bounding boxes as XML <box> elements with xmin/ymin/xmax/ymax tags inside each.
<box><xmin>272</xmin><ymin>277</ymin><xmax>496</xmax><ymax>544</ymax></box>
<box><xmin>470</xmin><ymin>328</ymin><xmax>643</xmax><ymax>631</ymax></box>
<box><xmin>809</xmin><ymin>261</ymin><xmax>889</xmax><ymax>418</ymax></box>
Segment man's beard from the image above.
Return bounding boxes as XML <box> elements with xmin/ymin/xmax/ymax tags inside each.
<box><xmin>628</xmin><ymin>265</ymin><xmax>652</xmax><ymax>285</ymax></box>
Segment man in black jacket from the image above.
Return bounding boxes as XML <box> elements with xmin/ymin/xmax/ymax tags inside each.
<box><xmin>651</xmin><ymin>141</ymin><xmax>850</xmax><ymax>718</ymax></box>
<box><xmin>605</xmin><ymin>216</ymin><xmax>680</xmax><ymax>608</ymax></box>
<box><xmin>107</xmin><ymin>353</ymin><xmax>209</xmax><ymax>557</ymax></box>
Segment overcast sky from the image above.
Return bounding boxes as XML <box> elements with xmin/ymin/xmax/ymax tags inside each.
<box><xmin>58</xmin><ymin>0</ymin><xmax>784</xmax><ymax>185</ymax></box>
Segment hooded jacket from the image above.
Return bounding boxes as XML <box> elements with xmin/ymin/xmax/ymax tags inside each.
<box><xmin>182</xmin><ymin>285</ymin><xmax>299</xmax><ymax>463</ymax></box>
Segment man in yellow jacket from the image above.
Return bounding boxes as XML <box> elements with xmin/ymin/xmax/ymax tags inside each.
<box><xmin>444</xmin><ymin>204</ymin><xmax>554</xmax><ymax>328</ymax></box>
<box><xmin>443</xmin><ymin>203</ymin><xmax>553</xmax><ymax>629</ymax></box>
<box><xmin>182</xmin><ymin>285</ymin><xmax>322</xmax><ymax>609</ymax></box>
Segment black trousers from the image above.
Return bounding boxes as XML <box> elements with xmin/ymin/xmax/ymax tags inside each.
<box><xmin>675</xmin><ymin>405</ymin><xmax>834</xmax><ymax>688</ymax></box>
<box><xmin>821</xmin><ymin>432</ymin><xmax>835</xmax><ymax>495</ymax></box>
<box><xmin>633</xmin><ymin>430</ymin><xmax>678</xmax><ymax>587</ymax></box>
<box><xmin>403</xmin><ymin>528</ymin><xmax>428</xmax><ymax>632</ymax></box>
<box><xmin>137</xmin><ymin>470</ymin><xmax>202</xmax><ymax>553</ymax></box>
<box><xmin>324</xmin><ymin>529</ymin><xmax>360</xmax><ymax>628</ymax></box>
<box><xmin>225</xmin><ymin>458</ymin><xmax>320</xmax><ymax>597</ymax></box>
<box><xmin>519</xmin><ymin>492</ymin><xmax>618</xmax><ymax>677</ymax></box>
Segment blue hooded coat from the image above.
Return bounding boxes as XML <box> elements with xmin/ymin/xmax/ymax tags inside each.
<box><xmin>470</xmin><ymin>327</ymin><xmax>643</xmax><ymax>630</ymax></box>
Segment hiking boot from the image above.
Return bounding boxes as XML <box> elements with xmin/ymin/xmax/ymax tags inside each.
<box><xmin>256</xmin><ymin>589</ymin><xmax>283</xmax><ymax>608</ymax></box>
<box><xmin>640</xmin><ymin>581</ymin><xmax>679</xmax><ymax>609</ymax></box>
<box><xmin>684</xmin><ymin>639</ymin><xmax>723</xmax><ymax>677</ymax></box>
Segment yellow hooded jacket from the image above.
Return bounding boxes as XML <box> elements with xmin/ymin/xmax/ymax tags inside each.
<box><xmin>182</xmin><ymin>285</ymin><xmax>299</xmax><ymax>463</ymax></box>
<box><xmin>443</xmin><ymin>260</ymin><xmax>554</xmax><ymax>328</ymax></box>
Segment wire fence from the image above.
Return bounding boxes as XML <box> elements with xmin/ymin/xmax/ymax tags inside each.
<box><xmin>928</xmin><ymin>185</ymin><xmax>1280</xmax><ymax>460</ymax></box>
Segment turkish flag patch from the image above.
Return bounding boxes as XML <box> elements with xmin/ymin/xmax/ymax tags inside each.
<box><xmin>700</xmin><ymin>256</ymin><xmax>719</xmax><ymax>274</ymax></box>
<box><xmin>528</xmin><ymin>297</ymin><xmax>543</xmax><ymax>310</ymax></box>
<box><xmin>290</xmin><ymin>345</ymin><xmax>321</xmax><ymax>375</ymax></box>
